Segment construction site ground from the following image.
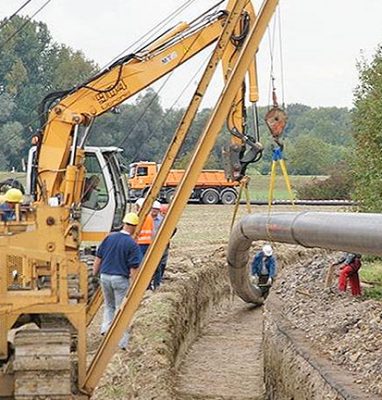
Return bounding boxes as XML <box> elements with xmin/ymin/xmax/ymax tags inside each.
<box><xmin>87</xmin><ymin>204</ymin><xmax>381</xmax><ymax>399</ymax></box>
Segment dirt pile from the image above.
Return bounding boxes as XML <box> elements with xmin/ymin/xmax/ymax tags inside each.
<box><xmin>274</xmin><ymin>253</ymin><xmax>382</xmax><ymax>396</ymax></box>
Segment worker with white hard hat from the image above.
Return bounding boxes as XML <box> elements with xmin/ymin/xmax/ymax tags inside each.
<box><xmin>151</xmin><ymin>200</ymin><xmax>162</xmax><ymax>234</ymax></box>
<box><xmin>251</xmin><ymin>244</ymin><xmax>277</xmax><ymax>296</ymax></box>
<box><xmin>149</xmin><ymin>200</ymin><xmax>165</xmax><ymax>289</ymax></box>
<box><xmin>93</xmin><ymin>211</ymin><xmax>142</xmax><ymax>350</ymax></box>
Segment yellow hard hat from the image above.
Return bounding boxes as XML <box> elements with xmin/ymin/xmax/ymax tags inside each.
<box><xmin>5</xmin><ymin>188</ymin><xmax>23</xmax><ymax>203</ymax></box>
<box><xmin>123</xmin><ymin>212</ymin><xmax>139</xmax><ymax>226</ymax></box>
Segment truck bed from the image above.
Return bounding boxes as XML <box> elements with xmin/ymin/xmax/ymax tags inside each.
<box><xmin>165</xmin><ymin>169</ymin><xmax>236</xmax><ymax>187</ymax></box>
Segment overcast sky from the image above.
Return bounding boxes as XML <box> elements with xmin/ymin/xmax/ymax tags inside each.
<box><xmin>2</xmin><ymin>0</ymin><xmax>382</xmax><ymax>110</ymax></box>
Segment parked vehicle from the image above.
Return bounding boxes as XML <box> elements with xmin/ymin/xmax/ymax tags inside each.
<box><xmin>128</xmin><ymin>161</ymin><xmax>238</xmax><ymax>204</ymax></box>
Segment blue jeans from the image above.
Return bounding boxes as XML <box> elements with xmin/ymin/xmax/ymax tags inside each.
<box><xmin>100</xmin><ymin>273</ymin><xmax>130</xmax><ymax>349</ymax></box>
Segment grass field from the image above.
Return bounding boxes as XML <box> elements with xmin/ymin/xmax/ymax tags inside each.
<box><xmin>0</xmin><ymin>172</ymin><xmax>26</xmax><ymax>183</ymax></box>
<box><xmin>0</xmin><ymin>171</ymin><xmax>322</xmax><ymax>201</ymax></box>
<box><xmin>360</xmin><ymin>260</ymin><xmax>382</xmax><ymax>300</ymax></box>
<box><xmin>247</xmin><ymin>174</ymin><xmax>326</xmax><ymax>201</ymax></box>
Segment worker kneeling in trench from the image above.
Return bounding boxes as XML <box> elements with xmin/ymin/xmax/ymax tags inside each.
<box><xmin>251</xmin><ymin>244</ymin><xmax>277</xmax><ymax>298</ymax></box>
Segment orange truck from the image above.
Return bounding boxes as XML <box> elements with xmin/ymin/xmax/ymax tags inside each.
<box><xmin>128</xmin><ymin>161</ymin><xmax>239</xmax><ymax>204</ymax></box>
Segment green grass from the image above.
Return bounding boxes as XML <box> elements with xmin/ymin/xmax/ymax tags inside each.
<box><xmin>0</xmin><ymin>171</ymin><xmax>321</xmax><ymax>202</ymax></box>
<box><xmin>0</xmin><ymin>172</ymin><xmax>26</xmax><ymax>188</ymax></box>
<box><xmin>246</xmin><ymin>175</ymin><xmax>326</xmax><ymax>201</ymax></box>
<box><xmin>0</xmin><ymin>172</ymin><xmax>26</xmax><ymax>180</ymax></box>
<box><xmin>360</xmin><ymin>260</ymin><xmax>382</xmax><ymax>300</ymax></box>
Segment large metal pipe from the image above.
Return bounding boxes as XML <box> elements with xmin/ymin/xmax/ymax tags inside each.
<box><xmin>227</xmin><ymin>212</ymin><xmax>382</xmax><ymax>304</ymax></box>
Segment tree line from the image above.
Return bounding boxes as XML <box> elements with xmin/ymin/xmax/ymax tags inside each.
<box><xmin>0</xmin><ymin>16</ymin><xmax>352</xmax><ymax>176</ymax></box>
<box><xmin>0</xmin><ymin>15</ymin><xmax>380</xmax><ymax>210</ymax></box>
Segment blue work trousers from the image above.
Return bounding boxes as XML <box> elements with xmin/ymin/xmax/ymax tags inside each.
<box><xmin>152</xmin><ymin>250</ymin><xmax>169</xmax><ymax>289</ymax></box>
<box><xmin>100</xmin><ymin>273</ymin><xmax>130</xmax><ymax>349</ymax></box>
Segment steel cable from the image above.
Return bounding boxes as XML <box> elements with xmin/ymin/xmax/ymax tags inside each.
<box><xmin>0</xmin><ymin>0</ymin><xmax>53</xmax><ymax>51</ymax></box>
<box><xmin>0</xmin><ymin>0</ymin><xmax>34</xmax><ymax>31</ymax></box>
<box><xmin>0</xmin><ymin>0</ymin><xmax>203</xmax><ymax>152</ymax></box>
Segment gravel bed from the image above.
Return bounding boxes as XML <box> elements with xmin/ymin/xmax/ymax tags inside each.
<box><xmin>275</xmin><ymin>253</ymin><xmax>382</xmax><ymax>396</ymax></box>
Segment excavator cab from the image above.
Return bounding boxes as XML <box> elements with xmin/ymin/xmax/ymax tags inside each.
<box><xmin>26</xmin><ymin>146</ymin><xmax>128</xmax><ymax>239</ymax></box>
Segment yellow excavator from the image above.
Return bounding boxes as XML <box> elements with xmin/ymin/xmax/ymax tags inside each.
<box><xmin>0</xmin><ymin>0</ymin><xmax>278</xmax><ymax>397</ymax></box>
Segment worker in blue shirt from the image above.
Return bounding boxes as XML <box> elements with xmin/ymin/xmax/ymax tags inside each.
<box><xmin>251</xmin><ymin>244</ymin><xmax>277</xmax><ymax>292</ymax></box>
<box><xmin>0</xmin><ymin>188</ymin><xmax>23</xmax><ymax>222</ymax></box>
<box><xmin>93</xmin><ymin>212</ymin><xmax>142</xmax><ymax>350</ymax></box>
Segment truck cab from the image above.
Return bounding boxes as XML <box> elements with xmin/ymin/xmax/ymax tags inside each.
<box><xmin>128</xmin><ymin>161</ymin><xmax>158</xmax><ymax>199</ymax></box>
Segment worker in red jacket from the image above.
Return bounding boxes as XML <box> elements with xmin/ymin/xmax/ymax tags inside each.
<box><xmin>335</xmin><ymin>253</ymin><xmax>362</xmax><ymax>296</ymax></box>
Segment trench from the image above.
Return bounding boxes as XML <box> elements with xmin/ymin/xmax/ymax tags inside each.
<box><xmin>176</xmin><ymin>298</ymin><xmax>264</xmax><ymax>400</ymax></box>
<box><xmin>89</xmin><ymin>207</ymin><xmax>381</xmax><ymax>400</ymax></box>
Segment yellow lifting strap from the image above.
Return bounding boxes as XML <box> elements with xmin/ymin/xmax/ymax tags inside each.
<box><xmin>267</xmin><ymin>146</ymin><xmax>295</xmax><ymax>214</ymax></box>
<box><xmin>230</xmin><ymin>175</ymin><xmax>251</xmax><ymax>232</ymax></box>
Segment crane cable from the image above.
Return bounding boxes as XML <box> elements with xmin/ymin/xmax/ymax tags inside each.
<box><xmin>230</xmin><ymin>175</ymin><xmax>251</xmax><ymax>232</ymax></box>
<box><xmin>2</xmin><ymin>0</ymin><xmax>224</xmax><ymax>211</ymax></box>
<box><xmin>81</xmin><ymin>47</ymin><xmax>215</xmax><ymax>229</ymax></box>
<box><xmin>0</xmin><ymin>0</ymin><xmax>34</xmax><ymax>31</ymax></box>
<box><xmin>81</xmin><ymin>1</ymin><xmax>226</xmax><ymax>228</ymax></box>
<box><xmin>1</xmin><ymin>0</ymin><xmax>200</xmax><ymax>150</ymax></box>
<box><xmin>0</xmin><ymin>0</ymin><xmax>53</xmax><ymax>51</ymax></box>
<box><xmin>263</xmin><ymin>3</ymin><xmax>295</xmax><ymax>246</ymax></box>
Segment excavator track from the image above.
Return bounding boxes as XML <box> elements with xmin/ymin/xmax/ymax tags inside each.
<box><xmin>80</xmin><ymin>254</ymin><xmax>99</xmax><ymax>302</ymax></box>
<box><xmin>13</xmin><ymin>329</ymin><xmax>73</xmax><ymax>399</ymax></box>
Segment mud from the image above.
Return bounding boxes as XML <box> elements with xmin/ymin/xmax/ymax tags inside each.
<box><xmin>89</xmin><ymin>243</ymin><xmax>320</xmax><ymax>399</ymax></box>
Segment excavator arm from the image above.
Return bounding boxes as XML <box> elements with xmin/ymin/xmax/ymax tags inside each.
<box><xmin>35</xmin><ymin>0</ymin><xmax>258</xmax><ymax>207</ymax></box>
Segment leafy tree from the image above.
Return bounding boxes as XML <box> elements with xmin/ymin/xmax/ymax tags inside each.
<box><xmin>0</xmin><ymin>17</ymin><xmax>353</xmax><ymax>178</ymax></box>
<box><xmin>286</xmin><ymin>134</ymin><xmax>349</xmax><ymax>175</ymax></box>
<box><xmin>0</xmin><ymin>15</ymin><xmax>96</xmax><ymax>169</ymax></box>
<box><xmin>296</xmin><ymin>161</ymin><xmax>354</xmax><ymax>200</ymax></box>
<box><xmin>352</xmin><ymin>45</ymin><xmax>382</xmax><ymax>212</ymax></box>
<box><xmin>1</xmin><ymin>121</ymin><xmax>24</xmax><ymax>169</ymax></box>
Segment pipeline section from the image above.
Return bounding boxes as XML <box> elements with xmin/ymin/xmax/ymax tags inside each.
<box><xmin>227</xmin><ymin>211</ymin><xmax>382</xmax><ymax>304</ymax></box>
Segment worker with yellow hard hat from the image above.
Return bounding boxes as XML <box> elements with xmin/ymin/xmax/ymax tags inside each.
<box><xmin>0</xmin><ymin>188</ymin><xmax>23</xmax><ymax>222</ymax></box>
<box><xmin>92</xmin><ymin>211</ymin><xmax>142</xmax><ymax>350</ymax></box>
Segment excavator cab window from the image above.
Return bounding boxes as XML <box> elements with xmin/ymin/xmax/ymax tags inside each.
<box><xmin>104</xmin><ymin>151</ymin><xmax>127</xmax><ymax>229</ymax></box>
<box><xmin>82</xmin><ymin>155</ymin><xmax>109</xmax><ymax>210</ymax></box>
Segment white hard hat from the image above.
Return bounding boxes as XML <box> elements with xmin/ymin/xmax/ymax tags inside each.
<box><xmin>262</xmin><ymin>244</ymin><xmax>273</xmax><ymax>257</ymax></box>
<box><xmin>152</xmin><ymin>200</ymin><xmax>161</xmax><ymax>209</ymax></box>
<box><xmin>135</xmin><ymin>198</ymin><xmax>145</xmax><ymax>208</ymax></box>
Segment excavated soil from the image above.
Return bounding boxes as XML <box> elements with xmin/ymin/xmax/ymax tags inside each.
<box><xmin>87</xmin><ymin>204</ymin><xmax>363</xmax><ymax>399</ymax></box>
<box><xmin>274</xmin><ymin>253</ymin><xmax>382</xmax><ymax>397</ymax></box>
